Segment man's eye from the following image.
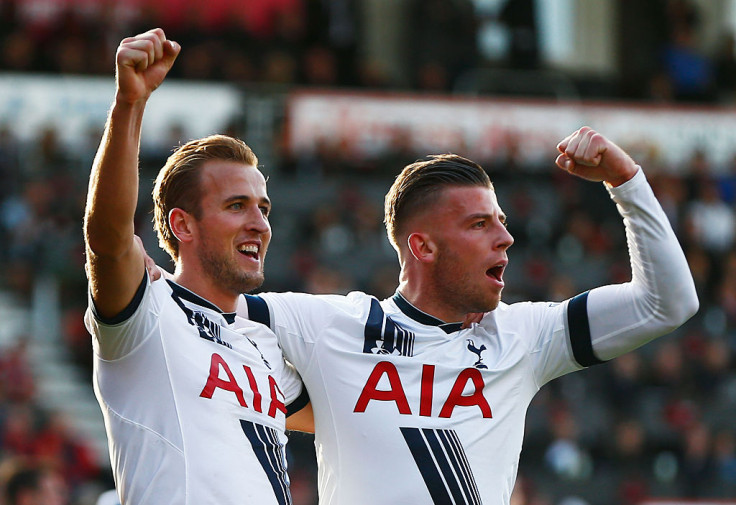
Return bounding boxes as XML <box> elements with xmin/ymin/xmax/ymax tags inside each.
<box><xmin>260</xmin><ymin>207</ymin><xmax>270</xmax><ymax>217</ymax></box>
<box><xmin>473</xmin><ymin>221</ymin><xmax>485</xmax><ymax>228</ymax></box>
<box><xmin>229</xmin><ymin>202</ymin><xmax>242</xmax><ymax>210</ymax></box>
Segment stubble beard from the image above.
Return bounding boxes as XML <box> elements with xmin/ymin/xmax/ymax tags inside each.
<box><xmin>198</xmin><ymin>245</ymin><xmax>265</xmax><ymax>295</ymax></box>
<box><xmin>433</xmin><ymin>248</ymin><xmax>501</xmax><ymax>317</ymax></box>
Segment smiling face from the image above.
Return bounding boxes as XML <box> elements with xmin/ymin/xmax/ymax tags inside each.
<box><xmin>422</xmin><ymin>185</ymin><xmax>513</xmax><ymax>316</ymax></box>
<box><xmin>191</xmin><ymin>160</ymin><xmax>271</xmax><ymax>296</ymax></box>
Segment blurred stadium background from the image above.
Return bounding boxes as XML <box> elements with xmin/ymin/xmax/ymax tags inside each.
<box><xmin>0</xmin><ymin>0</ymin><xmax>735</xmax><ymax>503</ymax></box>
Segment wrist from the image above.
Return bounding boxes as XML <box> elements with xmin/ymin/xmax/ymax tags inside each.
<box><xmin>111</xmin><ymin>95</ymin><xmax>148</xmax><ymax>123</ymax></box>
<box><xmin>107</xmin><ymin>98</ymin><xmax>147</xmax><ymax>136</ymax></box>
<box><xmin>114</xmin><ymin>93</ymin><xmax>148</xmax><ymax>108</ymax></box>
<box><xmin>604</xmin><ymin>163</ymin><xmax>640</xmax><ymax>187</ymax></box>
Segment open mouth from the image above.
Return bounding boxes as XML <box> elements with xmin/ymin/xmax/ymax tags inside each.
<box><xmin>237</xmin><ymin>243</ymin><xmax>259</xmax><ymax>260</ymax></box>
<box><xmin>486</xmin><ymin>264</ymin><xmax>505</xmax><ymax>282</ymax></box>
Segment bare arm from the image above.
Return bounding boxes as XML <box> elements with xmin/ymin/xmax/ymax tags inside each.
<box><xmin>286</xmin><ymin>402</ymin><xmax>315</xmax><ymax>433</ymax></box>
<box><xmin>84</xmin><ymin>29</ymin><xmax>180</xmax><ymax>319</ymax></box>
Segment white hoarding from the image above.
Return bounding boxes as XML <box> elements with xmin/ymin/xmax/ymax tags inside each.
<box><xmin>287</xmin><ymin>91</ymin><xmax>736</xmax><ymax>173</ymax></box>
<box><xmin>0</xmin><ymin>74</ymin><xmax>241</xmax><ymax>150</ymax></box>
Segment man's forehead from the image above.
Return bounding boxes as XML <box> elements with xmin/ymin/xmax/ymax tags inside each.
<box><xmin>439</xmin><ymin>185</ymin><xmax>501</xmax><ymax>210</ymax></box>
<box><xmin>201</xmin><ymin>160</ymin><xmax>262</xmax><ymax>178</ymax></box>
<box><xmin>201</xmin><ymin>161</ymin><xmax>265</xmax><ymax>187</ymax></box>
<box><xmin>200</xmin><ymin>161</ymin><xmax>268</xmax><ymax>200</ymax></box>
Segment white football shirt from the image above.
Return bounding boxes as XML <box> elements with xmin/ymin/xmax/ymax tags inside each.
<box><xmin>85</xmin><ymin>275</ymin><xmax>307</xmax><ymax>505</ymax></box>
<box><xmin>239</xmin><ymin>170</ymin><xmax>698</xmax><ymax>505</ymax></box>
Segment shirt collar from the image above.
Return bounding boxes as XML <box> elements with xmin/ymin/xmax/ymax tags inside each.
<box><xmin>167</xmin><ymin>280</ymin><xmax>236</xmax><ymax>324</ymax></box>
<box><xmin>391</xmin><ymin>291</ymin><xmax>463</xmax><ymax>334</ymax></box>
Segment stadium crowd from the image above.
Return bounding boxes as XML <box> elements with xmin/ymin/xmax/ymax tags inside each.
<box><xmin>1</xmin><ymin>0</ymin><xmax>736</xmax><ymax>100</ymax></box>
<box><xmin>0</xmin><ymin>0</ymin><xmax>735</xmax><ymax>504</ymax></box>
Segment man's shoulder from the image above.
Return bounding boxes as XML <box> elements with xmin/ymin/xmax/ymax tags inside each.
<box><xmin>495</xmin><ymin>299</ymin><xmax>563</xmax><ymax>312</ymax></box>
<box><xmin>255</xmin><ymin>290</ymin><xmax>374</xmax><ymax>311</ymax></box>
<box><xmin>487</xmin><ymin>299</ymin><xmax>566</xmax><ymax>326</ymax></box>
<box><xmin>87</xmin><ymin>272</ymin><xmax>167</xmax><ymax>328</ymax></box>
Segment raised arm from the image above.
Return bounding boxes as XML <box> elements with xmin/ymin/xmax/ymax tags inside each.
<box><xmin>557</xmin><ymin>127</ymin><xmax>699</xmax><ymax>361</ymax></box>
<box><xmin>83</xmin><ymin>29</ymin><xmax>180</xmax><ymax>319</ymax></box>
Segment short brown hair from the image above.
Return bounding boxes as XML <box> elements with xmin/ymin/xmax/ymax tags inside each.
<box><xmin>152</xmin><ymin>134</ymin><xmax>258</xmax><ymax>260</ymax></box>
<box><xmin>384</xmin><ymin>154</ymin><xmax>492</xmax><ymax>249</ymax></box>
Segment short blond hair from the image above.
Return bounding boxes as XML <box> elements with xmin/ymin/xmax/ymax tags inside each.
<box><xmin>152</xmin><ymin>134</ymin><xmax>258</xmax><ymax>260</ymax></box>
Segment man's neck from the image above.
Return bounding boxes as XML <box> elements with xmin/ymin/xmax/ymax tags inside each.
<box><xmin>173</xmin><ymin>268</ymin><xmax>237</xmax><ymax>313</ymax></box>
<box><xmin>396</xmin><ymin>279</ymin><xmax>463</xmax><ymax>323</ymax></box>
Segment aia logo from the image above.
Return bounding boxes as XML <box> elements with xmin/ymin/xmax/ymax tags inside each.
<box><xmin>466</xmin><ymin>339</ymin><xmax>487</xmax><ymax>369</ymax></box>
<box><xmin>200</xmin><ymin>353</ymin><xmax>286</xmax><ymax>418</ymax></box>
<box><xmin>354</xmin><ymin>361</ymin><xmax>492</xmax><ymax>418</ymax></box>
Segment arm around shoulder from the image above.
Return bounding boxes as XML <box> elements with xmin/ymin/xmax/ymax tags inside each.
<box><xmin>286</xmin><ymin>402</ymin><xmax>314</xmax><ymax>433</ymax></box>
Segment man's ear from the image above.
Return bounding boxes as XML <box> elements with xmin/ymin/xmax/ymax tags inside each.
<box><xmin>169</xmin><ymin>208</ymin><xmax>194</xmax><ymax>244</ymax></box>
<box><xmin>407</xmin><ymin>232</ymin><xmax>436</xmax><ymax>263</ymax></box>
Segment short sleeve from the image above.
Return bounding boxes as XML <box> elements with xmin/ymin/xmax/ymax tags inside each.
<box><xmin>85</xmin><ymin>272</ymin><xmax>162</xmax><ymax>361</ymax></box>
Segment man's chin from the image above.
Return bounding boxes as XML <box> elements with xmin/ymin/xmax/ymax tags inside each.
<box><xmin>244</xmin><ymin>277</ymin><xmax>265</xmax><ymax>295</ymax></box>
<box><xmin>477</xmin><ymin>295</ymin><xmax>501</xmax><ymax>313</ymax></box>
<box><xmin>228</xmin><ymin>272</ymin><xmax>265</xmax><ymax>295</ymax></box>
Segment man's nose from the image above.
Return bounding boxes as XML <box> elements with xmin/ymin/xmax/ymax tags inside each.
<box><xmin>497</xmin><ymin>225</ymin><xmax>514</xmax><ymax>250</ymax></box>
<box><xmin>248</xmin><ymin>209</ymin><xmax>270</xmax><ymax>234</ymax></box>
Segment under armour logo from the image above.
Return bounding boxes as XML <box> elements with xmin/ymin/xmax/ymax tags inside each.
<box><xmin>363</xmin><ymin>299</ymin><xmax>416</xmax><ymax>357</ymax></box>
<box><xmin>371</xmin><ymin>337</ymin><xmax>401</xmax><ymax>355</ymax></box>
<box><xmin>192</xmin><ymin>311</ymin><xmax>233</xmax><ymax>349</ymax></box>
<box><xmin>170</xmin><ymin>288</ymin><xmax>233</xmax><ymax>350</ymax></box>
<box><xmin>466</xmin><ymin>339</ymin><xmax>487</xmax><ymax>369</ymax></box>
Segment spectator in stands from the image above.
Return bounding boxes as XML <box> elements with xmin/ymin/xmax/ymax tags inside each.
<box><xmin>714</xmin><ymin>31</ymin><xmax>736</xmax><ymax>103</ymax></box>
<box><xmin>0</xmin><ymin>461</ymin><xmax>69</xmax><ymax>505</ymax></box>
<box><xmin>680</xmin><ymin>421</ymin><xmax>716</xmax><ymax>496</ymax></box>
<box><xmin>713</xmin><ymin>429</ymin><xmax>736</xmax><ymax>491</ymax></box>
<box><xmin>1</xmin><ymin>405</ymin><xmax>36</xmax><ymax>459</ymax></box>
<box><xmin>0</xmin><ymin>340</ymin><xmax>35</xmax><ymax>403</ymax></box>
<box><xmin>499</xmin><ymin>0</ymin><xmax>540</xmax><ymax>69</ymax></box>
<box><xmin>407</xmin><ymin>0</ymin><xmax>478</xmax><ymax>90</ymax></box>
<box><xmin>685</xmin><ymin>179</ymin><xmax>736</xmax><ymax>253</ymax></box>
<box><xmin>659</xmin><ymin>1</ymin><xmax>715</xmax><ymax>102</ymax></box>
<box><xmin>32</xmin><ymin>411</ymin><xmax>99</xmax><ymax>488</ymax></box>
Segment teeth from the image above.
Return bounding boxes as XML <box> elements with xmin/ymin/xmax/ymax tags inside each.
<box><xmin>238</xmin><ymin>244</ymin><xmax>258</xmax><ymax>254</ymax></box>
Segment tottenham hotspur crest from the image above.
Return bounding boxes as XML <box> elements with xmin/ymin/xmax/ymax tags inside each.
<box><xmin>466</xmin><ymin>339</ymin><xmax>487</xmax><ymax>369</ymax></box>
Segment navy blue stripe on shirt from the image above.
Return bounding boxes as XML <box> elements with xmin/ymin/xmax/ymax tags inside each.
<box><xmin>393</xmin><ymin>292</ymin><xmax>462</xmax><ymax>334</ymax></box>
<box><xmin>423</xmin><ymin>429</ymin><xmax>473</xmax><ymax>504</ymax></box>
<box><xmin>400</xmin><ymin>427</ymin><xmax>454</xmax><ymax>504</ymax></box>
<box><xmin>240</xmin><ymin>420</ymin><xmax>292</xmax><ymax>505</ymax></box>
<box><xmin>567</xmin><ymin>291</ymin><xmax>605</xmax><ymax>367</ymax></box>
<box><xmin>401</xmin><ymin>427</ymin><xmax>482</xmax><ymax>505</ymax></box>
<box><xmin>168</xmin><ymin>280</ymin><xmax>223</xmax><ymax>313</ymax></box>
<box><xmin>286</xmin><ymin>388</ymin><xmax>310</xmax><ymax>418</ymax></box>
<box><xmin>92</xmin><ymin>271</ymin><xmax>148</xmax><ymax>325</ymax></box>
<box><xmin>437</xmin><ymin>428</ymin><xmax>482</xmax><ymax>504</ymax></box>
<box><xmin>165</xmin><ymin>280</ymin><xmax>236</xmax><ymax>323</ymax></box>
<box><xmin>244</xmin><ymin>294</ymin><xmax>272</xmax><ymax>328</ymax></box>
